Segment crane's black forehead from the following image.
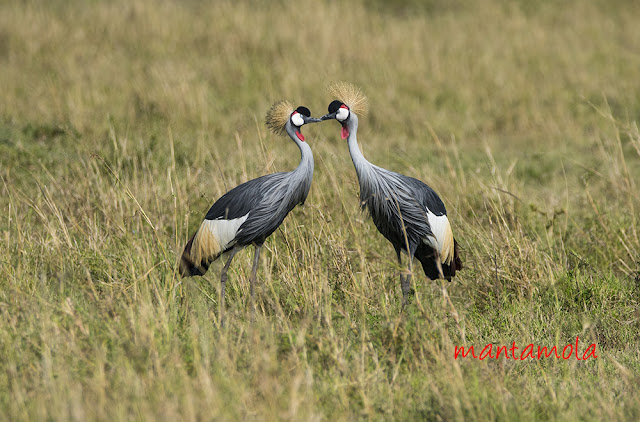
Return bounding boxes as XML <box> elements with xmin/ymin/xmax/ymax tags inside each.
<box><xmin>295</xmin><ymin>106</ymin><xmax>311</xmax><ymax>117</ymax></box>
<box><xmin>328</xmin><ymin>100</ymin><xmax>343</xmax><ymax>113</ymax></box>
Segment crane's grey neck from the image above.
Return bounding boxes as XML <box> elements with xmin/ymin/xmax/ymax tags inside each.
<box><xmin>282</xmin><ymin>121</ymin><xmax>313</xmax><ymax>208</ymax></box>
<box><xmin>345</xmin><ymin>114</ymin><xmax>373</xmax><ymax>177</ymax></box>
<box><xmin>285</xmin><ymin>122</ymin><xmax>314</xmax><ymax>177</ymax></box>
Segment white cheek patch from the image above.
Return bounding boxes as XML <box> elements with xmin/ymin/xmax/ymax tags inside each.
<box><xmin>291</xmin><ymin>112</ymin><xmax>304</xmax><ymax>127</ymax></box>
<box><xmin>336</xmin><ymin>107</ymin><xmax>349</xmax><ymax>122</ymax></box>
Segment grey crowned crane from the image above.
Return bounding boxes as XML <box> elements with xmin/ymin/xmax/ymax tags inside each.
<box><xmin>320</xmin><ymin>82</ymin><xmax>462</xmax><ymax>306</ymax></box>
<box><xmin>179</xmin><ymin>101</ymin><xmax>320</xmax><ymax>320</ymax></box>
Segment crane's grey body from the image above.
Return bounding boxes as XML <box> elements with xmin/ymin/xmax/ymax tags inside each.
<box><xmin>349</xmin><ymin>127</ymin><xmax>447</xmax><ymax>251</ymax></box>
<box><xmin>203</xmin><ymin>133</ymin><xmax>313</xmax><ymax>251</ymax></box>
<box><xmin>180</xmin><ymin>105</ymin><xmax>318</xmax><ymax>323</ymax></box>
<box><xmin>181</xmin><ymin>120</ymin><xmax>313</xmax><ymax>276</ymax></box>
<box><xmin>323</xmin><ymin>104</ymin><xmax>461</xmax><ymax>305</ymax></box>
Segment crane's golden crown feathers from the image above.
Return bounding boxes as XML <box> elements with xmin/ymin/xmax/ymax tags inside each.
<box><xmin>265</xmin><ymin>100</ymin><xmax>294</xmax><ymax>136</ymax></box>
<box><xmin>328</xmin><ymin>81</ymin><xmax>369</xmax><ymax>117</ymax></box>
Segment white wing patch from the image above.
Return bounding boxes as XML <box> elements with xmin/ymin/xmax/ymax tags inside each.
<box><xmin>423</xmin><ymin>211</ymin><xmax>454</xmax><ymax>265</ymax></box>
<box><xmin>192</xmin><ymin>213</ymin><xmax>249</xmax><ymax>265</ymax></box>
<box><xmin>212</xmin><ymin>213</ymin><xmax>249</xmax><ymax>249</ymax></box>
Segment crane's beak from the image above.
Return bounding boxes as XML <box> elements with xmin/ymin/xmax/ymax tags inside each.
<box><xmin>303</xmin><ymin>116</ymin><xmax>322</xmax><ymax>124</ymax></box>
<box><xmin>320</xmin><ymin>111</ymin><xmax>337</xmax><ymax>121</ymax></box>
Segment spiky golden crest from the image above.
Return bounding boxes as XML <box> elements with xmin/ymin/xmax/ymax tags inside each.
<box><xmin>328</xmin><ymin>81</ymin><xmax>369</xmax><ymax>117</ymax></box>
<box><xmin>265</xmin><ymin>100</ymin><xmax>294</xmax><ymax>136</ymax></box>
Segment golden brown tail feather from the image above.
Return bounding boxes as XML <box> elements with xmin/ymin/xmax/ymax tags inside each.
<box><xmin>179</xmin><ymin>221</ymin><xmax>223</xmax><ymax>277</ymax></box>
<box><xmin>179</xmin><ymin>232</ymin><xmax>206</xmax><ymax>277</ymax></box>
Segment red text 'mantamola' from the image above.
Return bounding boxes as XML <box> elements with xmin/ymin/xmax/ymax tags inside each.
<box><xmin>454</xmin><ymin>336</ymin><xmax>598</xmax><ymax>360</ymax></box>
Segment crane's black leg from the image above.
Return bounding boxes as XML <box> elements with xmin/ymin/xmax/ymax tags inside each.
<box><xmin>402</xmin><ymin>244</ymin><xmax>420</xmax><ymax>309</ymax></box>
<box><xmin>434</xmin><ymin>249</ymin><xmax>445</xmax><ymax>280</ymax></box>
<box><xmin>396</xmin><ymin>249</ymin><xmax>411</xmax><ymax>309</ymax></box>
<box><xmin>220</xmin><ymin>248</ymin><xmax>239</xmax><ymax>327</ymax></box>
<box><xmin>396</xmin><ymin>249</ymin><xmax>405</xmax><ymax>286</ymax></box>
<box><xmin>401</xmin><ymin>271</ymin><xmax>412</xmax><ymax>309</ymax></box>
<box><xmin>396</xmin><ymin>248</ymin><xmax>406</xmax><ymax>308</ymax></box>
<box><xmin>249</xmin><ymin>244</ymin><xmax>262</xmax><ymax>321</ymax></box>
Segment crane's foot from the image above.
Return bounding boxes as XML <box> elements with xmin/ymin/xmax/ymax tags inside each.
<box><xmin>249</xmin><ymin>276</ymin><xmax>256</xmax><ymax>323</ymax></box>
<box><xmin>220</xmin><ymin>279</ymin><xmax>226</xmax><ymax>328</ymax></box>
<box><xmin>400</xmin><ymin>274</ymin><xmax>413</xmax><ymax>310</ymax></box>
<box><xmin>249</xmin><ymin>244</ymin><xmax>262</xmax><ymax>323</ymax></box>
<box><xmin>434</xmin><ymin>250</ymin><xmax>445</xmax><ymax>280</ymax></box>
<box><xmin>219</xmin><ymin>248</ymin><xmax>238</xmax><ymax>329</ymax></box>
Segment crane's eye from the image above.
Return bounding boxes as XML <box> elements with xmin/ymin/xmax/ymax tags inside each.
<box><xmin>291</xmin><ymin>111</ymin><xmax>304</xmax><ymax>127</ymax></box>
<box><xmin>336</xmin><ymin>105</ymin><xmax>350</xmax><ymax>122</ymax></box>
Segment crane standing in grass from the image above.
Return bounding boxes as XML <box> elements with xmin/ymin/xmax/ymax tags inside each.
<box><xmin>319</xmin><ymin>82</ymin><xmax>462</xmax><ymax>306</ymax></box>
<box><xmin>180</xmin><ymin>101</ymin><xmax>320</xmax><ymax>321</ymax></box>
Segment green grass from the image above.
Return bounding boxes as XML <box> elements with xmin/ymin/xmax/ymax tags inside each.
<box><xmin>1</xmin><ymin>0</ymin><xmax>640</xmax><ymax>420</ymax></box>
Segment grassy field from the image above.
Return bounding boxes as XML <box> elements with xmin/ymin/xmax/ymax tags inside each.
<box><xmin>1</xmin><ymin>0</ymin><xmax>640</xmax><ymax>420</ymax></box>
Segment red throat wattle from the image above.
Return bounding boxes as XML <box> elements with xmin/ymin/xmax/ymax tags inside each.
<box><xmin>341</xmin><ymin>126</ymin><xmax>349</xmax><ymax>139</ymax></box>
<box><xmin>296</xmin><ymin>131</ymin><xmax>305</xmax><ymax>142</ymax></box>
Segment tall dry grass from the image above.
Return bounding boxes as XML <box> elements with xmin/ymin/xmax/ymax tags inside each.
<box><xmin>1</xmin><ymin>0</ymin><xmax>639</xmax><ymax>420</ymax></box>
